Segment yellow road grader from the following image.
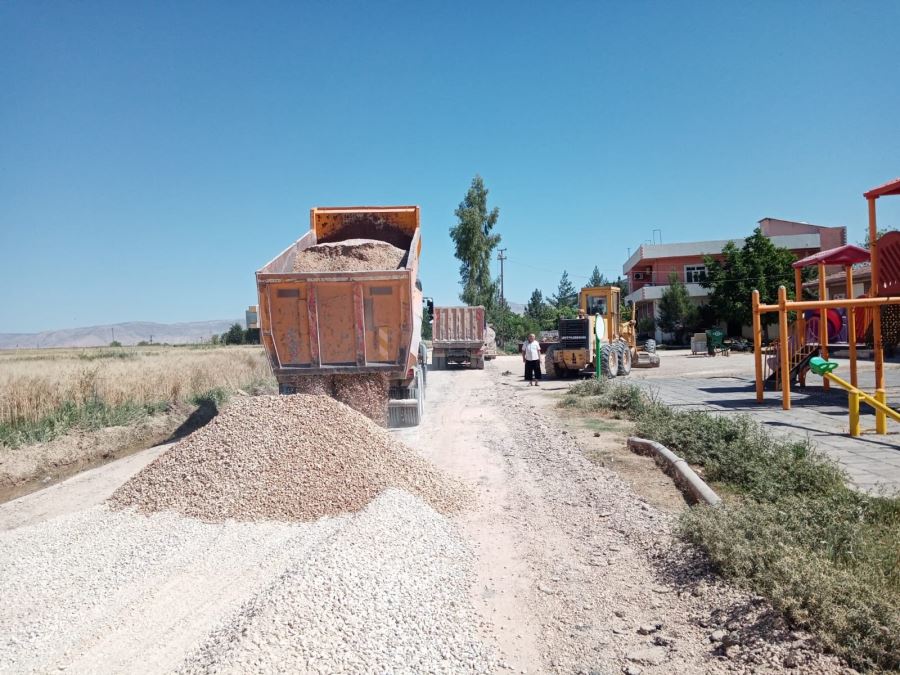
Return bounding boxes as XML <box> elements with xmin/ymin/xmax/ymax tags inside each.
<box><xmin>543</xmin><ymin>286</ymin><xmax>660</xmax><ymax>379</ymax></box>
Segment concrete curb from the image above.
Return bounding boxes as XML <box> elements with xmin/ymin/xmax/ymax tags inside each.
<box><xmin>627</xmin><ymin>437</ymin><xmax>722</xmax><ymax>507</ymax></box>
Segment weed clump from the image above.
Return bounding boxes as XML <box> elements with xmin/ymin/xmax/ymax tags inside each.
<box><xmin>561</xmin><ymin>379</ymin><xmax>645</xmax><ymax>416</ymax></box>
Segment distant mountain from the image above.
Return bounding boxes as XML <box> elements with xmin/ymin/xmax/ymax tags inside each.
<box><xmin>0</xmin><ymin>320</ymin><xmax>242</xmax><ymax>350</ymax></box>
<box><xmin>507</xmin><ymin>302</ymin><xmax>526</xmax><ymax>316</ymax></box>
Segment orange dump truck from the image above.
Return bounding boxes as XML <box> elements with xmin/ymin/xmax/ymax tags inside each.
<box><xmin>431</xmin><ymin>305</ymin><xmax>487</xmax><ymax>369</ymax></box>
<box><xmin>256</xmin><ymin>206</ymin><xmax>426</xmax><ymax>426</ymax></box>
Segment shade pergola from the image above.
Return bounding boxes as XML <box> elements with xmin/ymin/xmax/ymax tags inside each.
<box><xmin>863</xmin><ymin>177</ymin><xmax>900</xmax><ymax>199</ymax></box>
<box><xmin>792</xmin><ymin>244</ymin><xmax>870</xmax><ymax>269</ymax></box>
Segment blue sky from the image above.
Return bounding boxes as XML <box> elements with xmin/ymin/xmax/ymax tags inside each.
<box><xmin>2</xmin><ymin>1</ymin><xmax>899</xmax><ymax>333</ymax></box>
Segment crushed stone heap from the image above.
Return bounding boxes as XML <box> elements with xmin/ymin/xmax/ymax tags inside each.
<box><xmin>293</xmin><ymin>238</ymin><xmax>406</xmax><ymax>273</ymax></box>
<box><xmin>109</xmin><ymin>394</ymin><xmax>471</xmax><ymax>523</ymax></box>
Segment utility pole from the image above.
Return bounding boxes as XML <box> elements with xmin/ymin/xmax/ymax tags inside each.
<box><xmin>498</xmin><ymin>248</ymin><xmax>507</xmax><ymax>304</ymax></box>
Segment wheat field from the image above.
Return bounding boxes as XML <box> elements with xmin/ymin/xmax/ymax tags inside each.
<box><xmin>0</xmin><ymin>345</ymin><xmax>275</xmax><ymax>428</ymax></box>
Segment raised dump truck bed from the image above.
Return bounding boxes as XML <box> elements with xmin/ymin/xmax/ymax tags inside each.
<box><xmin>256</xmin><ymin>206</ymin><xmax>426</xmax><ymax>426</ymax></box>
<box><xmin>431</xmin><ymin>306</ymin><xmax>486</xmax><ymax>369</ymax></box>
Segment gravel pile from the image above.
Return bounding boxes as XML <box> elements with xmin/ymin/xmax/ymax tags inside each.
<box><xmin>0</xmin><ymin>492</ymin><xmax>494</xmax><ymax>674</ymax></box>
<box><xmin>179</xmin><ymin>490</ymin><xmax>497</xmax><ymax>674</ymax></box>
<box><xmin>293</xmin><ymin>238</ymin><xmax>406</xmax><ymax>273</ymax></box>
<box><xmin>108</xmin><ymin>394</ymin><xmax>471</xmax><ymax>522</ymax></box>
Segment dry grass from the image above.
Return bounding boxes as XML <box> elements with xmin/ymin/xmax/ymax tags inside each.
<box><xmin>0</xmin><ymin>346</ymin><xmax>275</xmax><ymax>446</ymax></box>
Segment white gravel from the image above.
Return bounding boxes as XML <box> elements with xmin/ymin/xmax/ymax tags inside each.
<box><xmin>0</xmin><ymin>491</ymin><xmax>493</xmax><ymax>674</ymax></box>
<box><xmin>179</xmin><ymin>490</ymin><xmax>496</xmax><ymax>674</ymax></box>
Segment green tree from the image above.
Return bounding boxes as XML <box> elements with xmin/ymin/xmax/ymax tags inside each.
<box><xmin>552</xmin><ymin>270</ymin><xmax>578</xmax><ymax>309</ymax></box>
<box><xmin>702</xmin><ymin>227</ymin><xmax>801</xmax><ymax>331</ymax></box>
<box><xmin>223</xmin><ymin>323</ymin><xmax>245</xmax><ymax>345</ymax></box>
<box><xmin>450</xmin><ymin>175</ymin><xmax>501</xmax><ymax>307</ymax></box>
<box><xmin>657</xmin><ymin>273</ymin><xmax>693</xmax><ymax>342</ymax></box>
<box><xmin>587</xmin><ymin>266</ymin><xmax>607</xmax><ymax>287</ymax></box>
<box><xmin>860</xmin><ymin>227</ymin><xmax>893</xmax><ymax>249</ymax></box>
<box><xmin>524</xmin><ymin>289</ymin><xmax>548</xmax><ymax>322</ymax></box>
<box><xmin>421</xmin><ymin>299</ymin><xmax>433</xmax><ymax>340</ymax></box>
<box><xmin>109</xmin><ymin>340</ymin><xmax>122</xmax><ymax>347</ymax></box>
<box><xmin>487</xmin><ymin>298</ymin><xmax>539</xmax><ymax>351</ymax></box>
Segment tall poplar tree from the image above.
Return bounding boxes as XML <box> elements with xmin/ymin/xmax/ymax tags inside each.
<box><xmin>450</xmin><ymin>175</ymin><xmax>501</xmax><ymax>307</ymax></box>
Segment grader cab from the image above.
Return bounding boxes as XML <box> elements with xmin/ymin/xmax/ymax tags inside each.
<box><xmin>544</xmin><ymin>285</ymin><xmax>659</xmax><ymax>379</ymax></box>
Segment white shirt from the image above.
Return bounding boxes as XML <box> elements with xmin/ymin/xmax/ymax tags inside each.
<box><xmin>523</xmin><ymin>340</ymin><xmax>541</xmax><ymax>361</ymax></box>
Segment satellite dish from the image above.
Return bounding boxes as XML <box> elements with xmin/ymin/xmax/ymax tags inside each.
<box><xmin>594</xmin><ymin>314</ymin><xmax>606</xmax><ymax>341</ymax></box>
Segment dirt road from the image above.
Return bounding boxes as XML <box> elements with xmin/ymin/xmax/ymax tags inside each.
<box><xmin>397</xmin><ymin>355</ymin><xmax>845</xmax><ymax>674</ymax></box>
<box><xmin>0</xmin><ymin>355</ymin><xmax>845</xmax><ymax>673</ymax></box>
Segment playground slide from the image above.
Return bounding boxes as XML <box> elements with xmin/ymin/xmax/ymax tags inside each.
<box><xmin>765</xmin><ymin>344</ymin><xmax>820</xmax><ymax>388</ymax></box>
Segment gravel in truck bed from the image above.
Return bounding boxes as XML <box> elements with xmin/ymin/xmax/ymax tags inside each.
<box><xmin>108</xmin><ymin>394</ymin><xmax>471</xmax><ymax>522</ymax></box>
<box><xmin>293</xmin><ymin>238</ymin><xmax>406</xmax><ymax>273</ymax></box>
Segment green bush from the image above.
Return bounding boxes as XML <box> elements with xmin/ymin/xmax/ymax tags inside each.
<box><xmin>633</xmin><ymin>405</ymin><xmax>846</xmax><ymax>502</ymax></box>
<box><xmin>561</xmin><ymin>380</ymin><xmax>644</xmax><ymax>416</ymax></box>
<box><xmin>682</xmin><ymin>498</ymin><xmax>900</xmax><ymax>670</ymax></box>
<box><xmin>189</xmin><ymin>387</ymin><xmax>230</xmax><ymax>407</ymax></box>
<box><xmin>0</xmin><ymin>398</ymin><xmax>170</xmax><ymax>448</ymax></box>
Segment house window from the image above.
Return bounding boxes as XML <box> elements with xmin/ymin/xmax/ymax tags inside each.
<box><xmin>685</xmin><ymin>265</ymin><xmax>707</xmax><ymax>283</ymax></box>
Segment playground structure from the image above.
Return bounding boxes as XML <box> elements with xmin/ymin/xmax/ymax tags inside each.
<box><xmin>752</xmin><ymin>177</ymin><xmax>900</xmax><ymax>436</ymax></box>
<box><xmin>808</xmin><ymin>357</ymin><xmax>900</xmax><ymax>437</ymax></box>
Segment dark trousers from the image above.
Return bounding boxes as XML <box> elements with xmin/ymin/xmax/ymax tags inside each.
<box><xmin>524</xmin><ymin>359</ymin><xmax>542</xmax><ymax>380</ymax></box>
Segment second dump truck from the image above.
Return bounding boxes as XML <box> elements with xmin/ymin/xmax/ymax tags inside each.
<box><xmin>431</xmin><ymin>305</ymin><xmax>487</xmax><ymax>369</ymax></box>
<box><xmin>255</xmin><ymin>206</ymin><xmax>427</xmax><ymax>426</ymax></box>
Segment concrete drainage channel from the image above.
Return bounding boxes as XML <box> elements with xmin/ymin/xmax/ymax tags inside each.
<box><xmin>627</xmin><ymin>437</ymin><xmax>722</xmax><ymax>506</ymax></box>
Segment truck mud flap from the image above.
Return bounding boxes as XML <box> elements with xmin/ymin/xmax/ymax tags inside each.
<box><xmin>387</xmin><ymin>367</ymin><xmax>424</xmax><ymax>427</ymax></box>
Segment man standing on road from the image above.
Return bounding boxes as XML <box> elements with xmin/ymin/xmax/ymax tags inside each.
<box><xmin>522</xmin><ymin>333</ymin><xmax>542</xmax><ymax>386</ymax></box>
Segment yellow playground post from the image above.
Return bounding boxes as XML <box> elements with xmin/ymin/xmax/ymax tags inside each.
<box><xmin>808</xmin><ymin>357</ymin><xmax>899</xmax><ymax>437</ymax></box>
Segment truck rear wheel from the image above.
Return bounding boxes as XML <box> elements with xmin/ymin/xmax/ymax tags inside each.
<box><xmin>473</xmin><ymin>355</ymin><xmax>485</xmax><ymax>370</ymax></box>
<box><xmin>600</xmin><ymin>344</ymin><xmax>619</xmax><ymax>379</ymax></box>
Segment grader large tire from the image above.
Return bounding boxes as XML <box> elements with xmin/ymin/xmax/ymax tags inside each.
<box><xmin>643</xmin><ymin>339</ymin><xmax>657</xmax><ymax>354</ymax></box>
<box><xmin>600</xmin><ymin>344</ymin><xmax>619</xmax><ymax>379</ymax></box>
<box><xmin>544</xmin><ymin>346</ymin><xmax>558</xmax><ymax>378</ymax></box>
<box><xmin>616</xmin><ymin>342</ymin><xmax>633</xmax><ymax>376</ymax></box>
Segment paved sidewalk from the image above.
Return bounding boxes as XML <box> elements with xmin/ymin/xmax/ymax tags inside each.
<box><xmin>631</xmin><ymin>359</ymin><xmax>900</xmax><ymax>495</ymax></box>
